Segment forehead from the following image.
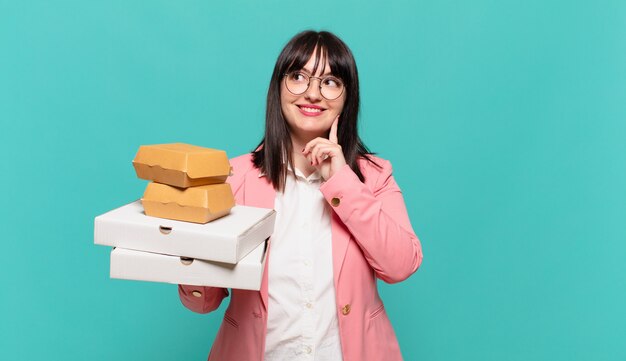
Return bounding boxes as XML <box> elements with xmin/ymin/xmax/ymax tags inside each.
<box><xmin>301</xmin><ymin>54</ymin><xmax>331</xmax><ymax>76</ymax></box>
<box><xmin>287</xmin><ymin>45</ymin><xmax>332</xmax><ymax>76</ymax></box>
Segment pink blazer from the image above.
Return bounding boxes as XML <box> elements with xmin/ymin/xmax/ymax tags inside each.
<box><xmin>179</xmin><ymin>153</ymin><xmax>423</xmax><ymax>361</ymax></box>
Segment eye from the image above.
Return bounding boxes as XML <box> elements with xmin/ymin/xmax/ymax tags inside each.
<box><xmin>322</xmin><ymin>76</ymin><xmax>342</xmax><ymax>88</ymax></box>
<box><xmin>289</xmin><ymin>71</ymin><xmax>308</xmax><ymax>82</ymax></box>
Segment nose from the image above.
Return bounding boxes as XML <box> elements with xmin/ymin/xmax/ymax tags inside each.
<box><xmin>304</xmin><ymin>78</ymin><xmax>323</xmax><ymax>102</ymax></box>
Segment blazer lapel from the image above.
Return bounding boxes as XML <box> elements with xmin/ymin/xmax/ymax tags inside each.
<box><xmin>331</xmin><ymin>211</ymin><xmax>350</xmax><ymax>290</ymax></box>
<box><xmin>243</xmin><ymin>170</ymin><xmax>275</xmax><ymax>312</ymax></box>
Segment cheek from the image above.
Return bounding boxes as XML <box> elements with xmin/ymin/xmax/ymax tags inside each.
<box><xmin>280</xmin><ymin>97</ymin><xmax>292</xmax><ymax>117</ymax></box>
<box><xmin>280</xmin><ymin>95</ymin><xmax>296</xmax><ymax>125</ymax></box>
<box><xmin>333</xmin><ymin>93</ymin><xmax>347</xmax><ymax>113</ymax></box>
<box><xmin>279</xmin><ymin>91</ymin><xmax>289</xmax><ymax>111</ymax></box>
<box><xmin>280</xmin><ymin>88</ymin><xmax>297</xmax><ymax>108</ymax></box>
<box><xmin>332</xmin><ymin>100</ymin><xmax>346</xmax><ymax>115</ymax></box>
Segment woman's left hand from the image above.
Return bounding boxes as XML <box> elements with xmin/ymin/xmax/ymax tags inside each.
<box><xmin>302</xmin><ymin>116</ymin><xmax>347</xmax><ymax>181</ymax></box>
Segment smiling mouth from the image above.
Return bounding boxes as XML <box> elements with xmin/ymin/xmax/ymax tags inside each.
<box><xmin>297</xmin><ymin>105</ymin><xmax>326</xmax><ymax>114</ymax></box>
<box><xmin>300</xmin><ymin>107</ymin><xmax>322</xmax><ymax>113</ymax></box>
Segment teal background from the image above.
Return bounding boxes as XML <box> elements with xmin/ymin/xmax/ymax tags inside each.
<box><xmin>1</xmin><ymin>1</ymin><xmax>625</xmax><ymax>360</ymax></box>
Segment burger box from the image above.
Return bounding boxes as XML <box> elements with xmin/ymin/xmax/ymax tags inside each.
<box><xmin>110</xmin><ymin>240</ymin><xmax>268</xmax><ymax>290</ymax></box>
<box><xmin>94</xmin><ymin>200</ymin><xmax>276</xmax><ymax>264</ymax></box>
<box><xmin>132</xmin><ymin>143</ymin><xmax>232</xmax><ymax>188</ymax></box>
<box><xmin>142</xmin><ymin>182</ymin><xmax>235</xmax><ymax>224</ymax></box>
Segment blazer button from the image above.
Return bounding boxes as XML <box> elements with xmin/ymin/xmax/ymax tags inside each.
<box><xmin>331</xmin><ymin>197</ymin><xmax>341</xmax><ymax>207</ymax></box>
<box><xmin>191</xmin><ymin>290</ymin><xmax>203</xmax><ymax>298</ymax></box>
<box><xmin>341</xmin><ymin>304</ymin><xmax>351</xmax><ymax>315</ymax></box>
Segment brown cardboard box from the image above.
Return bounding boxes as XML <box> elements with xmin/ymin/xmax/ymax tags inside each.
<box><xmin>133</xmin><ymin>143</ymin><xmax>231</xmax><ymax>188</ymax></box>
<box><xmin>142</xmin><ymin>182</ymin><xmax>235</xmax><ymax>223</ymax></box>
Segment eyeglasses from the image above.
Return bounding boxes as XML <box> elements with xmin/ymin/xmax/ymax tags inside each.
<box><xmin>283</xmin><ymin>71</ymin><xmax>345</xmax><ymax>100</ymax></box>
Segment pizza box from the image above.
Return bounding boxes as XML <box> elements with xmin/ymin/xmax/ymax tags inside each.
<box><xmin>95</xmin><ymin>200</ymin><xmax>275</xmax><ymax>264</ymax></box>
<box><xmin>110</xmin><ymin>241</ymin><xmax>267</xmax><ymax>290</ymax></box>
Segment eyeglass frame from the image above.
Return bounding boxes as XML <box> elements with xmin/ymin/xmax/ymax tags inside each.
<box><xmin>282</xmin><ymin>71</ymin><xmax>345</xmax><ymax>100</ymax></box>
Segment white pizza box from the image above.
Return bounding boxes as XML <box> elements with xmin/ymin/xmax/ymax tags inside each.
<box><xmin>110</xmin><ymin>241</ymin><xmax>267</xmax><ymax>290</ymax></box>
<box><xmin>95</xmin><ymin>200</ymin><xmax>275</xmax><ymax>264</ymax></box>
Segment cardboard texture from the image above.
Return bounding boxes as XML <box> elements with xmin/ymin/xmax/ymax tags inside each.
<box><xmin>142</xmin><ymin>182</ymin><xmax>235</xmax><ymax>223</ymax></box>
<box><xmin>132</xmin><ymin>143</ymin><xmax>231</xmax><ymax>188</ymax></box>
<box><xmin>110</xmin><ymin>241</ymin><xmax>267</xmax><ymax>290</ymax></box>
<box><xmin>94</xmin><ymin>200</ymin><xmax>276</xmax><ymax>264</ymax></box>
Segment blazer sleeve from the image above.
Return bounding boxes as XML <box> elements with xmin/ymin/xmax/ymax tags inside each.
<box><xmin>178</xmin><ymin>154</ymin><xmax>250</xmax><ymax>313</ymax></box>
<box><xmin>319</xmin><ymin>160</ymin><xmax>423</xmax><ymax>283</ymax></box>
<box><xmin>178</xmin><ymin>285</ymin><xmax>229</xmax><ymax>314</ymax></box>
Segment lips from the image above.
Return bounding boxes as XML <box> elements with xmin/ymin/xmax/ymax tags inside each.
<box><xmin>297</xmin><ymin>104</ymin><xmax>326</xmax><ymax>116</ymax></box>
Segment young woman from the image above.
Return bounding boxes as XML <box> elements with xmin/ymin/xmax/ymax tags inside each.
<box><xmin>179</xmin><ymin>30</ymin><xmax>423</xmax><ymax>361</ymax></box>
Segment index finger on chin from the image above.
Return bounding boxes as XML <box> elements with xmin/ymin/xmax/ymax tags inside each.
<box><xmin>329</xmin><ymin>116</ymin><xmax>339</xmax><ymax>143</ymax></box>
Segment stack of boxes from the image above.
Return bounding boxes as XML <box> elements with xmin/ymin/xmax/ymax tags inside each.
<box><xmin>133</xmin><ymin>143</ymin><xmax>235</xmax><ymax>224</ymax></box>
<box><xmin>94</xmin><ymin>143</ymin><xmax>276</xmax><ymax>290</ymax></box>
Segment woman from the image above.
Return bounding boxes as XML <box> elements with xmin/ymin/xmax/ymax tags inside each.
<box><xmin>179</xmin><ymin>30</ymin><xmax>423</xmax><ymax>361</ymax></box>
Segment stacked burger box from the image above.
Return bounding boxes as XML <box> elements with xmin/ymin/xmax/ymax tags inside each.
<box><xmin>94</xmin><ymin>143</ymin><xmax>276</xmax><ymax>291</ymax></box>
<box><xmin>134</xmin><ymin>143</ymin><xmax>236</xmax><ymax>224</ymax></box>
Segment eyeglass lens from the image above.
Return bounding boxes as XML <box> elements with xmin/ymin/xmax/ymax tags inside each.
<box><xmin>285</xmin><ymin>72</ymin><xmax>344</xmax><ymax>100</ymax></box>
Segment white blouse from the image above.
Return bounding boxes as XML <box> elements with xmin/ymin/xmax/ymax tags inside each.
<box><xmin>264</xmin><ymin>166</ymin><xmax>343</xmax><ymax>361</ymax></box>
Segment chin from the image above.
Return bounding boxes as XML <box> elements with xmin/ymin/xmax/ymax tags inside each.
<box><xmin>300</xmin><ymin>120</ymin><xmax>330</xmax><ymax>131</ymax></box>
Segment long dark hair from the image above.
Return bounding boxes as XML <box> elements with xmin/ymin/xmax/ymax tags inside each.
<box><xmin>252</xmin><ymin>30</ymin><xmax>378</xmax><ymax>191</ymax></box>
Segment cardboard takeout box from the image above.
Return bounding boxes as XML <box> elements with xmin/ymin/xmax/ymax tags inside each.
<box><xmin>94</xmin><ymin>200</ymin><xmax>276</xmax><ymax>264</ymax></box>
<box><xmin>110</xmin><ymin>241</ymin><xmax>268</xmax><ymax>290</ymax></box>
<box><xmin>142</xmin><ymin>182</ymin><xmax>235</xmax><ymax>224</ymax></box>
<box><xmin>132</xmin><ymin>143</ymin><xmax>232</xmax><ymax>188</ymax></box>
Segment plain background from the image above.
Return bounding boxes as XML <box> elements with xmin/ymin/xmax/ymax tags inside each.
<box><xmin>1</xmin><ymin>1</ymin><xmax>625</xmax><ymax>360</ymax></box>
